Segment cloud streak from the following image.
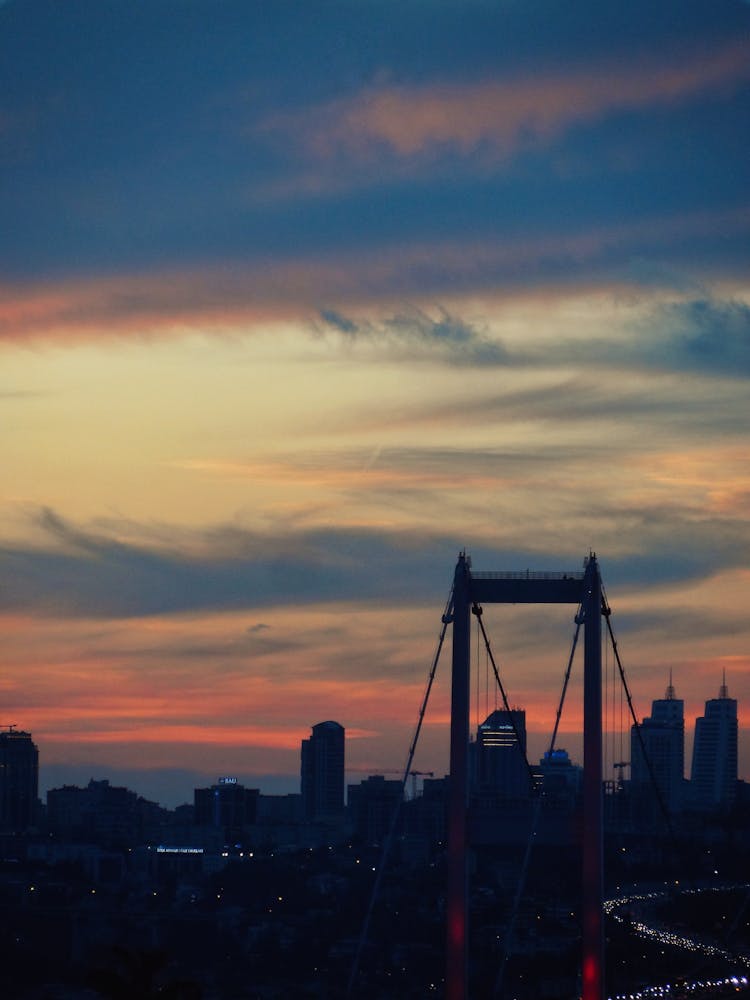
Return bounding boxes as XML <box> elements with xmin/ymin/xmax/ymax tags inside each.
<box><xmin>258</xmin><ymin>38</ymin><xmax>750</xmax><ymax>164</ymax></box>
<box><xmin>2</xmin><ymin>207</ymin><xmax>749</xmax><ymax>345</ymax></box>
<box><xmin>3</xmin><ymin>501</ymin><xmax>749</xmax><ymax>620</ymax></box>
<box><xmin>316</xmin><ymin>305</ymin><xmax>511</xmax><ymax>365</ymax></box>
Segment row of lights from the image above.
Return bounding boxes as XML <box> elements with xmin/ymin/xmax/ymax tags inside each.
<box><xmin>617</xmin><ymin>915</ymin><xmax>749</xmax><ymax>968</ymax></box>
<box><xmin>606</xmin><ymin>884</ymin><xmax>750</xmax><ymax>999</ymax></box>
<box><xmin>609</xmin><ymin>974</ymin><xmax>748</xmax><ymax>1000</ymax></box>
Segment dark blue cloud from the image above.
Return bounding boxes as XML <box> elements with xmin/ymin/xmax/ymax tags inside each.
<box><xmin>662</xmin><ymin>298</ymin><xmax>750</xmax><ymax>375</ymax></box>
<box><xmin>316</xmin><ymin>306</ymin><xmax>511</xmax><ymax>364</ymax></box>
<box><xmin>319</xmin><ymin>309</ymin><xmax>359</xmax><ymax>336</ymax></box>
<box><xmin>2</xmin><ymin>505</ymin><xmax>747</xmax><ymax>620</ymax></box>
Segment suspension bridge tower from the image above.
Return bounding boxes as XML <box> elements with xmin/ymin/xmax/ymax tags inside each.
<box><xmin>446</xmin><ymin>552</ymin><xmax>604</xmax><ymax>1000</ymax></box>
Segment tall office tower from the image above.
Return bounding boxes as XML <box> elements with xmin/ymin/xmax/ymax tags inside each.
<box><xmin>630</xmin><ymin>673</ymin><xmax>685</xmax><ymax>813</ymax></box>
<box><xmin>474</xmin><ymin>709</ymin><xmax>530</xmax><ymax>799</ymax></box>
<box><xmin>0</xmin><ymin>726</ymin><xmax>39</xmax><ymax>833</ymax></box>
<box><xmin>690</xmin><ymin>674</ymin><xmax>738</xmax><ymax>811</ymax></box>
<box><xmin>301</xmin><ymin>720</ymin><xmax>345</xmax><ymax>821</ymax></box>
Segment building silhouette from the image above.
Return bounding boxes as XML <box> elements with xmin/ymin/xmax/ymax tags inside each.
<box><xmin>0</xmin><ymin>726</ymin><xmax>39</xmax><ymax>833</ymax></box>
<box><xmin>194</xmin><ymin>777</ymin><xmax>259</xmax><ymax>841</ymax></box>
<box><xmin>348</xmin><ymin>774</ymin><xmax>402</xmax><ymax>844</ymax></box>
<box><xmin>536</xmin><ymin>747</ymin><xmax>582</xmax><ymax>803</ymax></box>
<box><xmin>690</xmin><ymin>674</ymin><xmax>738</xmax><ymax>810</ymax></box>
<box><xmin>301</xmin><ymin>720</ymin><xmax>345</xmax><ymax>821</ymax></box>
<box><xmin>473</xmin><ymin>709</ymin><xmax>529</xmax><ymax>800</ymax></box>
<box><xmin>630</xmin><ymin>673</ymin><xmax>685</xmax><ymax>814</ymax></box>
<box><xmin>46</xmin><ymin>778</ymin><xmax>164</xmax><ymax>846</ymax></box>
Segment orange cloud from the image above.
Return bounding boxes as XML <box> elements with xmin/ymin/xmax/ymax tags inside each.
<box><xmin>174</xmin><ymin>457</ymin><xmax>507</xmax><ymax>495</ymax></box>
<box><xmin>264</xmin><ymin>39</ymin><xmax>750</xmax><ymax>160</ymax></box>
<box><xmin>640</xmin><ymin>446</ymin><xmax>750</xmax><ymax>516</ymax></box>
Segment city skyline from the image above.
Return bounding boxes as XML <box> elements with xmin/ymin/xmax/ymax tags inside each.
<box><xmin>27</xmin><ymin>669</ymin><xmax>746</xmax><ymax>810</ymax></box>
<box><xmin>2</xmin><ymin>1</ymin><xmax>749</xmax><ymax>800</ymax></box>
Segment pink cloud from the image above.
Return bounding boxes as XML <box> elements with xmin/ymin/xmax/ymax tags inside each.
<box><xmin>2</xmin><ymin>203</ymin><xmax>749</xmax><ymax>344</ymax></box>
<box><xmin>262</xmin><ymin>39</ymin><xmax>750</xmax><ymax>160</ymax></box>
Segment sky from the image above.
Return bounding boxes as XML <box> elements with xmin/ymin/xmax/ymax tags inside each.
<box><xmin>1</xmin><ymin>0</ymin><xmax>749</xmax><ymax>807</ymax></box>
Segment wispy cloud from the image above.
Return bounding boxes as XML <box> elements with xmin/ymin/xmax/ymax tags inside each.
<box><xmin>3</xmin><ymin>207</ymin><xmax>749</xmax><ymax>343</ymax></box>
<box><xmin>3</xmin><ymin>498</ymin><xmax>749</xmax><ymax>621</ymax></box>
<box><xmin>316</xmin><ymin>305</ymin><xmax>511</xmax><ymax>365</ymax></box>
<box><xmin>651</xmin><ymin>297</ymin><xmax>750</xmax><ymax>376</ymax></box>
<box><xmin>258</xmin><ymin>39</ymin><xmax>750</xmax><ymax>164</ymax></box>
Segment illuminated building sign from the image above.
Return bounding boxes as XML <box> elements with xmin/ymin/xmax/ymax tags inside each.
<box><xmin>155</xmin><ymin>846</ymin><xmax>204</xmax><ymax>854</ymax></box>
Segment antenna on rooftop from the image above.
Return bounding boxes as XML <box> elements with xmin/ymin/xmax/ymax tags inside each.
<box><xmin>665</xmin><ymin>669</ymin><xmax>675</xmax><ymax>700</ymax></box>
<box><xmin>719</xmin><ymin>667</ymin><xmax>729</xmax><ymax>699</ymax></box>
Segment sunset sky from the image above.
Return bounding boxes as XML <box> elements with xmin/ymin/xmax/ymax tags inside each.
<box><xmin>2</xmin><ymin>0</ymin><xmax>749</xmax><ymax>806</ymax></box>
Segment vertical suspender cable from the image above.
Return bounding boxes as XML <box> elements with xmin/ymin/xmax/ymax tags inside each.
<box><xmin>600</xmin><ymin>585</ymin><xmax>676</xmax><ymax>842</ymax></box>
<box><xmin>493</xmin><ymin>607</ymin><xmax>583</xmax><ymax>998</ymax></box>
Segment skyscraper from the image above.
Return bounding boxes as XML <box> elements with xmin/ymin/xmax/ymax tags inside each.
<box><xmin>0</xmin><ymin>726</ymin><xmax>39</xmax><ymax>833</ymax></box>
<box><xmin>301</xmin><ymin>720</ymin><xmax>345</xmax><ymax>821</ymax></box>
<box><xmin>630</xmin><ymin>674</ymin><xmax>684</xmax><ymax>814</ymax></box>
<box><xmin>473</xmin><ymin>709</ymin><xmax>530</xmax><ymax>799</ymax></box>
<box><xmin>690</xmin><ymin>674</ymin><xmax>738</xmax><ymax>811</ymax></box>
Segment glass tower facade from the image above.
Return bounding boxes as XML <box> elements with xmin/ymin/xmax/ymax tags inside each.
<box><xmin>0</xmin><ymin>727</ymin><xmax>39</xmax><ymax>833</ymax></box>
<box><xmin>690</xmin><ymin>677</ymin><xmax>738</xmax><ymax>810</ymax></box>
<box><xmin>301</xmin><ymin>720</ymin><xmax>345</xmax><ymax>821</ymax></box>
<box><xmin>630</xmin><ymin>676</ymin><xmax>684</xmax><ymax>813</ymax></box>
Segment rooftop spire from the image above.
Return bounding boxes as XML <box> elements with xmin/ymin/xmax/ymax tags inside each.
<box><xmin>719</xmin><ymin>667</ymin><xmax>729</xmax><ymax>699</ymax></box>
<box><xmin>665</xmin><ymin>668</ymin><xmax>675</xmax><ymax>700</ymax></box>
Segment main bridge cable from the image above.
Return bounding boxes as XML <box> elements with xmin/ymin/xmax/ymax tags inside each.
<box><xmin>492</xmin><ymin>602</ymin><xmax>584</xmax><ymax>998</ymax></box>
<box><xmin>345</xmin><ymin>584</ymin><xmax>455</xmax><ymax>1000</ymax></box>
<box><xmin>600</xmin><ymin>583</ymin><xmax>677</xmax><ymax>844</ymax></box>
<box><xmin>471</xmin><ymin>602</ymin><xmax>535</xmax><ymax>789</ymax></box>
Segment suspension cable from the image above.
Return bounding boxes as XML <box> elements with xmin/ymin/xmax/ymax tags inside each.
<box><xmin>475</xmin><ymin>611</ymin><xmax>481</xmax><ymax>732</ymax></box>
<box><xmin>605</xmin><ymin>620</ymin><xmax>610</xmax><ymax>783</ymax></box>
<box><xmin>548</xmin><ymin>605</ymin><xmax>583</xmax><ymax>755</ymax></box>
<box><xmin>485</xmin><ymin>636</ymin><xmax>490</xmax><ymax>719</ymax></box>
<box><xmin>600</xmin><ymin>583</ymin><xmax>677</xmax><ymax>842</ymax></box>
<box><xmin>493</xmin><ymin>606</ymin><xmax>583</xmax><ymax>998</ymax></box>
<box><xmin>345</xmin><ymin>584</ymin><xmax>454</xmax><ymax>999</ymax></box>
<box><xmin>472</xmin><ymin>603</ymin><xmax>535</xmax><ymax>788</ymax></box>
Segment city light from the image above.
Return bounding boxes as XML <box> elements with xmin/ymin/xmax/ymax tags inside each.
<box><xmin>606</xmin><ymin>885</ymin><xmax>750</xmax><ymax>998</ymax></box>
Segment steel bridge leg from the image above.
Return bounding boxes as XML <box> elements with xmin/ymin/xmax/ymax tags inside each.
<box><xmin>446</xmin><ymin>553</ymin><xmax>471</xmax><ymax>1000</ymax></box>
<box><xmin>582</xmin><ymin>555</ymin><xmax>604</xmax><ymax>1000</ymax></box>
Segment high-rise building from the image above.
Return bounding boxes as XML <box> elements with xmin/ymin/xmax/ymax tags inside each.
<box><xmin>690</xmin><ymin>674</ymin><xmax>738</xmax><ymax>811</ymax></box>
<box><xmin>0</xmin><ymin>726</ymin><xmax>39</xmax><ymax>833</ymax></box>
<box><xmin>473</xmin><ymin>709</ymin><xmax>530</xmax><ymax>799</ymax></box>
<box><xmin>630</xmin><ymin>674</ymin><xmax>684</xmax><ymax>813</ymax></box>
<box><xmin>301</xmin><ymin>720</ymin><xmax>345</xmax><ymax>821</ymax></box>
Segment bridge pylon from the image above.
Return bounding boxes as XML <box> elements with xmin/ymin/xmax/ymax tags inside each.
<box><xmin>445</xmin><ymin>553</ymin><xmax>604</xmax><ymax>1000</ymax></box>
